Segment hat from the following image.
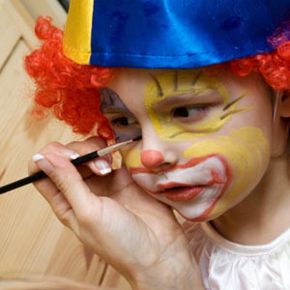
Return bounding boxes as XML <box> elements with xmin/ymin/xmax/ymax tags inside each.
<box><xmin>63</xmin><ymin>0</ymin><xmax>290</xmax><ymax>68</ymax></box>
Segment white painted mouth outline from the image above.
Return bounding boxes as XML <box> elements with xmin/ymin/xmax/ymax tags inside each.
<box><xmin>130</xmin><ymin>154</ymin><xmax>232</xmax><ymax>220</ymax></box>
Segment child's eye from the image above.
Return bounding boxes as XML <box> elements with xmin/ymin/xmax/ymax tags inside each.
<box><xmin>171</xmin><ymin>105</ymin><xmax>208</xmax><ymax>122</ymax></box>
<box><xmin>111</xmin><ymin>116</ymin><xmax>137</xmax><ymax>127</ymax></box>
<box><xmin>109</xmin><ymin>115</ymin><xmax>141</xmax><ymax>142</ymax></box>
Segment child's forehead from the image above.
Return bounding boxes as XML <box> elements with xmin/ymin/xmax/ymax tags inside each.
<box><xmin>111</xmin><ymin>68</ymin><xmax>201</xmax><ymax>81</ymax></box>
<box><xmin>106</xmin><ymin>68</ymin><xmax>230</xmax><ymax>99</ymax></box>
<box><xmin>101</xmin><ymin>68</ymin><xmax>231</xmax><ymax>115</ymax></box>
<box><xmin>107</xmin><ymin>68</ymin><xmax>217</xmax><ymax>95</ymax></box>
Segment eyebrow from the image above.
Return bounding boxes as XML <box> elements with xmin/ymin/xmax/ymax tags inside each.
<box><xmin>149</xmin><ymin>74</ymin><xmax>164</xmax><ymax>97</ymax></box>
<box><xmin>222</xmin><ymin>93</ymin><xmax>246</xmax><ymax>111</ymax></box>
<box><xmin>100</xmin><ymin>88</ymin><xmax>131</xmax><ymax>114</ymax></box>
<box><xmin>101</xmin><ymin>106</ymin><xmax>131</xmax><ymax>114</ymax></box>
<box><xmin>153</xmin><ymin>90</ymin><xmax>222</xmax><ymax>111</ymax></box>
<box><xmin>150</xmin><ymin>71</ymin><xmax>203</xmax><ymax>98</ymax></box>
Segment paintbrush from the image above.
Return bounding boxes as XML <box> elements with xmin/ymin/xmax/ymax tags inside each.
<box><xmin>0</xmin><ymin>136</ymin><xmax>141</xmax><ymax>195</ymax></box>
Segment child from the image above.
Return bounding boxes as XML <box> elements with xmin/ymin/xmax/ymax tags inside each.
<box><xmin>26</xmin><ymin>1</ymin><xmax>290</xmax><ymax>289</ymax></box>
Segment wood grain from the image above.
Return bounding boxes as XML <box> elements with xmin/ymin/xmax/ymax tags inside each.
<box><xmin>0</xmin><ymin>1</ymin><xmax>129</xmax><ymax>289</ymax></box>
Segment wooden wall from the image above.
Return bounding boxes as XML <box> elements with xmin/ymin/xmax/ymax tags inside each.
<box><xmin>0</xmin><ymin>1</ymin><xmax>130</xmax><ymax>289</ymax></box>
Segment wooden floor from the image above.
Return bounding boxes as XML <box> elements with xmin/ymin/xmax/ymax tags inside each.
<box><xmin>0</xmin><ymin>1</ymin><xmax>130</xmax><ymax>289</ymax></box>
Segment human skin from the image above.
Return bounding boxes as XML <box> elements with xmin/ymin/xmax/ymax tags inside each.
<box><xmin>104</xmin><ymin>68</ymin><xmax>290</xmax><ymax>243</ymax></box>
<box><xmin>105</xmin><ymin>69</ymin><xmax>272</xmax><ymax>219</ymax></box>
<box><xmin>30</xmin><ymin>139</ymin><xmax>204</xmax><ymax>290</ymax></box>
<box><xmin>29</xmin><ymin>68</ymin><xmax>290</xmax><ymax>289</ymax></box>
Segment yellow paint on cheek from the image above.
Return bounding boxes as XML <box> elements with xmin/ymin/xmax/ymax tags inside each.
<box><xmin>183</xmin><ymin>127</ymin><xmax>270</xmax><ymax>218</ymax></box>
<box><xmin>121</xmin><ymin>147</ymin><xmax>142</xmax><ymax>168</ymax></box>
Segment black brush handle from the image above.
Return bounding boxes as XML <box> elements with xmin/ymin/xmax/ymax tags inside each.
<box><xmin>0</xmin><ymin>151</ymin><xmax>99</xmax><ymax>195</ymax></box>
<box><xmin>0</xmin><ymin>171</ymin><xmax>46</xmax><ymax>194</ymax></box>
<box><xmin>0</xmin><ymin>136</ymin><xmax>141</xmax><ymax>195</ymax></box>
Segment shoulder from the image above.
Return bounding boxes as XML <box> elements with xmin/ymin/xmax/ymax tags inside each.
<box><xmin>182</xmin><ymin>222</ymin><xmax>290</xmax><ymax>290</ymax></box>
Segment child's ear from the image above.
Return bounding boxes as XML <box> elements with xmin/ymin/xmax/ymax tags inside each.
<box><xmin>272</xmin><ymin>91</ymin><xmax>290</xmax><ymax>157</ymax></box>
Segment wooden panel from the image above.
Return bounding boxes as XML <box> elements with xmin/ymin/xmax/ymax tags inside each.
<box><xmin>2</xmin><ymin>0</ymin><xmax>38</xmax><ymax>48</ymax></box>
<box><xmin>46</xmin><ymin>227</ymin><xmax>106</xmax><ymax>285</ymax></box>
<box><xmin>0</xmin><ymin>1</ymin><xmax>107</xmax><ymax>287</ymax></box>
<box><xmin>0</xmin><ymin>37</ymin><xmax>90</xmax><ymax>278</ymax></box>
<box><xmin>20</xmin><ymin>0</ymin><xmax>67</xmax><ymax>26</ymax></box>
<box><xmin>0</xmin><ymin>2</ymin><xmax>21</xmax><ymax>70</ymax></box>
<box><xmin>0</xmin><ymin>1</ymin><xmax>129</xmax><ymax>289</ymax></box>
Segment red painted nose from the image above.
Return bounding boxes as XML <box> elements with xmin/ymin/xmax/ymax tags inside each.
<box><xmin>140</xmin><ymin>150</ymin><xmax>165</xmax><ymax>168</ymax></box>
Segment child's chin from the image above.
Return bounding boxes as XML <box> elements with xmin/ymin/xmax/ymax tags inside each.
<box><xmin>172</xmin><ymin>206</ymin><xmax>222</xmax><ymax>222</ymax></box>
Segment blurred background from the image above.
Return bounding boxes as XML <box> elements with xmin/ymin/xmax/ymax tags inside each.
<box><xmin>0</xmin><ymin>0</ymin><xmax>129</xmax><ymax>289</ymax></box>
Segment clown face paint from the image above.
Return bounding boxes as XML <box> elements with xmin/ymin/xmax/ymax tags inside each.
<box><xmin>131</xmin><ymin>154</ymin><xmax>230</xmax><ymax>220</ymax></box>
<box><xmin>100</xmin><ymin>88</ymin><xmax>142</xmax><ymax>142</ymax></box>
<box><xmin>103</xmin><ymin>69</ymin><xmax>272</xmax><ymax>221</ymax></box>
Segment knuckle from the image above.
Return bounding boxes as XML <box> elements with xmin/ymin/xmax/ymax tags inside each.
<box><xmin>77</xmin><ymin>212</ymin><xmax>92</xmax><ymax>227</ymax></box>
<box><xmin>46</xmin><ymin>141</ymin><xmax>63</xmax><ymax>150</ymax></box>
<box><xmin>86</xmin><ymin>136</ymin><xmax>107</xmax><ymax>144</ymax></box>
<box><xmin>28</xmin><ymin>159</ymin><xmax>37</xmax><ymax>174</ymax></box>
<box><xmin>40</xmin><ymin>142</ymin><xmax>63</xmax><ymax>155</ymax></box>
<box><xmin>85</xmin><ymin>136</ymin><xmax>107</xmax><ymax>150</ymax></box>
<box><xmin>66</xmin><ymin>137</ymin><xmax>106</xmax><ymax>155</ymax></box>
<box><xmin>58</xmin><ymin>212</ymin><xmax>72</xmax><ymax>227</ymax></box>
<box><xmin>30</xmin><ymin>142</ymin><xmax>62</xmax><ymax>171</ymax></box>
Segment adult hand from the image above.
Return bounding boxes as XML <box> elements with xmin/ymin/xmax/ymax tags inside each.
<box><xmin>29</xmin><ymin>137</ymin><xmax>204</xmax><ymax>290</ymax></box>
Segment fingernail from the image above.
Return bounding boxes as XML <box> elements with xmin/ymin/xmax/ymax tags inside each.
<box><xmin>70</xmin><ymin>153</ymin><xmax>80</xmax><ymax>160</ymax></box>
<box><xmin>32</xmin><ymin>153</ymin><xmax>53</xmax><ymax>172</ymax></box>
<box><xmin>94</xmin><ymin>159</ymin><xmax>112</xmax><ymax>175</ymax></box>
<box><xmin>61</xmin><ymin>149</ymin><xmax>80</xmax><ymax>160</ymax></box>
<box><xmin>32</xmin><ymin>154</ymin><xmax>44</xmax><ymax>162</ymax></box>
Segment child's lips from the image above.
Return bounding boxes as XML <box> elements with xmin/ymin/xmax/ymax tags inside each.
<box><xmin>155</xmin><ymin>182</ymin><xmax>206</xmax><ymax>201</ymax></box>
<box><xmin>131</xmin><ymin>155</ymin><xmax>230</xmax><ymax>206</ymax></box>
<box><xmin>164</xmin><ymin>186</ymin><xmax>204</xmax><ymax>201</ymax></box>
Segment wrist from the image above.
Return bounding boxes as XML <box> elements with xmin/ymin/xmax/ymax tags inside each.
<box><xmin>128</xmin><ymin>263</ymin><xmax>204</xmax><ymax>290</ymax></box>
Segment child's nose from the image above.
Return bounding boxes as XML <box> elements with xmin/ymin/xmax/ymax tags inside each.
<box><xmin>140</xmin><ymin>127</ymin><xmax>178</xmax><ymax>169</ymax></box>
<box><xmin>140</xmin><ymin>150</ymin><xmax>165</xmax><ymax>168</ymax></box>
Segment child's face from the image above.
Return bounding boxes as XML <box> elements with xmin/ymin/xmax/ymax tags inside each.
<box><xmin>101</xmin><ymin>69</ymin><xmax>273</xmax><ymax>221</ymax></box>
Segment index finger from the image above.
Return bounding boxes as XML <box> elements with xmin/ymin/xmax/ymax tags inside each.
<box><xmin>28</xmin><ymin>142</ymin><xmax>80</xmax><ymax>175</ymax></box>
<box><xmin>33</xmin><ymin>152</ymin><xmax>100</xmax><ymax>219</ymax></box>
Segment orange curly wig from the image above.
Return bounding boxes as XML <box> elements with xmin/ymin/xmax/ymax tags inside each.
<box><xmin>25</xmin><ymin>17</ymin><xmax>290</xmax><ymax>140</ymax></box>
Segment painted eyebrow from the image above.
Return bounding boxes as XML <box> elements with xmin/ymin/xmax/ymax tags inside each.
<box><xmin>149</xmin><ymin>74</ymin><xmax>164</xmax><ymax>97</ymax></box>
<box><xmin>100</xmin><ymin>88</ymin><xmax>132</xmax><ymax>114</ymax></box>
<box><xmin>150</xmin><ymin>70</ymin><xmax>202</xmax><ymax>97</ymax></box>
<box><xmin>101</xmin><ymin>106</ymin><xmax>132</xmax><ymax>114</ymax></box>
<box><xmin>153</xmin><ymin>90</ymin><xmax>222</xmax><ymax>111</ymax></box>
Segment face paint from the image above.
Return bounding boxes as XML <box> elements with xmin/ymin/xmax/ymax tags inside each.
<box><xmin>182</xmin><ymin>127</ymin><xmax>270</xmax><ymax>219</ymax></box>
<box><xmin>131</xmin><ymin>155</ymin><xmax>229</xmax><ymax>220</ymax></box>
<box><xmin>100</xmin><ymin>88</ymin><xmax>141</xmax><ymax>142</ymax></box>
<box><xmin>143</xmin><ymin>70</ymin><xmax>240</xmax><ymax>140</ymax></box>
<box><xmin>123</xmin><ymin>70</ymin><xmax>250</xmax><ymax>169</ymax></box>
<box><xmin>106</xmin><ymin>68</ymin><xmax>272</xmax><ymax>221</ymax></box>
<box><xmin>129</xmin><ymin>127</ymin><xmax>269</xmax><ymax>221</ymax></box>
<box><xmin>140</xmin><ymin>150</ymin><xmax>165</xmax><ymax>168</ymax></box>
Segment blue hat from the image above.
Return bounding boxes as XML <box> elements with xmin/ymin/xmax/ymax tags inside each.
<box><xmin>63</xmin><ymin>0</ymin><xmax>290</xmax><ymax>68</ymax></box>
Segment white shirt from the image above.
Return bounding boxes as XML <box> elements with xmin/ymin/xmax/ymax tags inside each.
<box><xmin>185</xmin><ymin>222</ymin><xmax>290</xmax><ymax>290</ymax></box>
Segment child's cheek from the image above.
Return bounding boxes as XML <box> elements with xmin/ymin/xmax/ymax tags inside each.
<box><xmin>183</xmin><ymin>127</ymin><xmax>271</xmax><ymax>218</ymax></box>
<box><xmin>122</xmin><ymin>147</ymin><xmax>142</xmax><ymax>168</ymax></box>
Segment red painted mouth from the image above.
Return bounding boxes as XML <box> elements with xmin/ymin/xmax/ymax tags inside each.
<box><xmin>163</xmin><ymin>186</ymin><xmax>204</xmax><ymax>201</ymax></box>
<box><xmin>130</xmin><ymin>154</ymin><xmax>233</xmax><ymax>220</ymax></box>
<box><xmin>154</xmin><ymin>182</ymin><xmax>205</xmax><ymax>201</ymax></box>
<box><xmin>154</xmin><ymin>167</ymin><xmax>226</xmax><ymax>202</ymax></box>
